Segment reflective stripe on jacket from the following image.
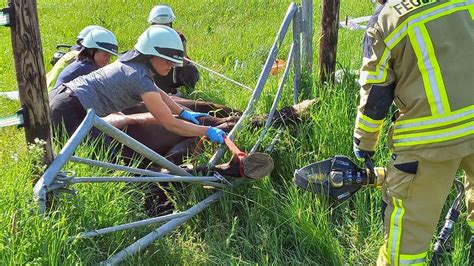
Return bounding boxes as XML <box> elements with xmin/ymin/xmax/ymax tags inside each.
<box><xmin>46</xmin><ymin>50</ymin><xmax>80</xmax><ymax>91</ymax></box>
<box><xmin>354</xmin><ymin>0</ymin><xmax>474</xmax><ymax>152</ymax></box>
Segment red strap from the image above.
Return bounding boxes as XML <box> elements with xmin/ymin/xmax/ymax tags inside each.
<box><xmin>224</xmin><ymin>136</ymin><xmax>245</xmax><ymax>155</ymax></box>
<box><xmin>224</xmin><ymin>136</ymin><xmax>247</xmax><ymax>177</ymax></box>
<box><xmin>193</xmin><ymin>137</ymin><xmax>206</xmax><ymax>157</ymax></box>
<box><xmin>194</xmin><ymin>136</ymin><xmax>247</xmax><ymax>177</ymax></box>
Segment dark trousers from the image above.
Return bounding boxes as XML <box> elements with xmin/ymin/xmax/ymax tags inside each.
<box><xmin>49</xmin><ymin>85</ymin><xmax>120</xmax><ymax>158</ymax></box>
<box><xmin>49</xmin><ymin>85</ymin><xmax>87</xmax><ymax>137</ymax></box>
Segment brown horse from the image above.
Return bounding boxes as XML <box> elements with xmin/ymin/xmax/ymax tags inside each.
<box><xmin>109</xmin><ymin>96</ymin><xmax>315</xmax><ymax>172</ymax></box>
<box><xmin>103</xmin><ymin>96</ymin><xmax>315</xmax><ymax>215</ymax></box>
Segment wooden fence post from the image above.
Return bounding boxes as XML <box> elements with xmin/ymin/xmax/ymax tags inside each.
<box><xmin>318</xmin><ymin>0</ymin><xmax>341</xmax><ymax>84</ymax></box>
<box><xmin>9</xmin><ymin>0</ymin><xmax>54</xmax><ymax>165</ymax></box>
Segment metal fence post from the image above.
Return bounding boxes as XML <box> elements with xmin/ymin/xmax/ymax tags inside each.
<box><xmin>292</xmin><ymin>6</ymin><xmax>302</xmax><ymax>104</ymax></box>
<box><xmin>301</xmin><ymin>0</ymin><xmax>313</xmax><ymax>98</ymax></box>
<box><xmin>208</xmin><ymin>2</ymin><xmax>297</xmax><ymax>167</ymax></box>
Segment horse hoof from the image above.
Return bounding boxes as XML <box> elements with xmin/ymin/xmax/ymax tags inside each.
<box><xmin>293</xmin><ymin>98</ymin><xmax>319</xmax><ymax>117</ymax></box>
<box><xmin>242</xmin><ymin>152</ymin><xmax>274</xmax><ymax>180</ymax></box>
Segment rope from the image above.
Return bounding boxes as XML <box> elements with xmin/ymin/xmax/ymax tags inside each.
<box><xmin>0</xmin><ymin>112</ymin><xmax>23</xmax><ymax>129</ymax></box>
<box><xmin>184</xmin><ymin>58</ymin><xmax>254</xmax><ymax>91</ymax></box>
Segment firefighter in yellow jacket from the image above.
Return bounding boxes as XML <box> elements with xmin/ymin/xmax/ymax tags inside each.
<box><xmin>353</xmin><ymin>0</ymin><xmax>474</xmax><ymax>264</ymax></box>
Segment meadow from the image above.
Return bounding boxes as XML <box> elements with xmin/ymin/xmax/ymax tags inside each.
<box><xmin>0</xmin><ymin>0</ymin><xmax>470</xmax><ymax>264</ymax></box>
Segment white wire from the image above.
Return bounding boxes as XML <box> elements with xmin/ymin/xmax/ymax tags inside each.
<box><xmin>184</xmin><ymin>58</ymin><xmax>253</xmax><ymax>91</ymax></box>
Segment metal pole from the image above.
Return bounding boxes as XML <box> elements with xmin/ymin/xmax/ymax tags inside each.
<box><xmin>264</xmin><ymin>127</ymin><xmax>284</xmax><ymax>153</ymax></box>
<box><xmin>301</xmin><ymin>0</ymin><xmax>313</xmax><ymax>89</ymax></box>
<box><xmin>93</xmin><ymin>117</ymin><xmax>227</xmax><ymax>188</ymax></box>
<box><xmin>208</xmin><ymin>2</ymin><xmax>298</xmax><ymax>167</ymax></box>
<box><xmin>33</xmin><ymin>110</ymin><xmax>96</xmax><ymax>213</ymax></box>
<box><xmin>75</xmin><ymin>212</ymin><xmax>189</xmax><ymax>239</ymax></box>
<box><xmin>93</xmin><ymin>116</ymin><xmax>191</xmax><ymax>176</ymax></box>
<box><xmin>69</xmin><ymin>156</ymin><xmax>228</xmax><ymax>188</ymax></box>
<box><xmin>70</xmin><ymin>176</ymin><xmax>221</xmax><ymax>184</ymax></box>
<box><xmin>292</xmin><ymin>6</ymin><xmax>302</xmax><ymax>104</ymax></box>
<box><xmin>102</xmin><ymin>191</ymin><xmax>223</xmax><ymax>265</ymax></box>
<box><xmin>71</xmin><ymin>156</ymin><xmax>173</xmax><ymax>177</ymax></box>
<box><xmin>9</xmin><ymin>0</ymin><xmax>54</xmax><ymax>165</ymax></box>
<box><xmin>251</xmin><ymin>44</ymin><xmax>294</xmax><ymax>153</ymax></box>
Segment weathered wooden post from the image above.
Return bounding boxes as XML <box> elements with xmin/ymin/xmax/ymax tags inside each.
<box><xmin>8</xmin><ymin>0</ymin><xmax>54</xmax><ymax>165</ymax></box>
<box><xmin>318</xmin><ymin>0</ymin><xmax>341</xmax><ymax>84</ymax></box>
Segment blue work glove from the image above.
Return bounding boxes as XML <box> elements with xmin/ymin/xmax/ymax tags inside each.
<box><xmin>206</xmin><ymin>127</ymin><xmax>225</xmax><ymax>144</ymax></box>
<box><xmin>353</xmin><ymin>145</ymin><xmax>375</xmax><ymax>161</ymax></box>
<box><xmin>179</xmin><ymin>109</ymin><xmax>209</xmax><ymax>125</ymax></box>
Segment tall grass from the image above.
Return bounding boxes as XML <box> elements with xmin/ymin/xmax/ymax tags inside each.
<box><xmin>0</xmin><ymin>0</ymin><xmax>470</xmax><ymax>264</ymax></box>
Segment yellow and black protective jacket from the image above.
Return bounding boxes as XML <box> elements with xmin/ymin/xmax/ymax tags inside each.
<box><xmin>46</xmin><ymin>50</ymin><xmax>80</xmax><ymax>91</ymax></box>
<box><xmin>354</xmin><ymin>0</ymin><xmax>474</xmax><ymax>154</ymax></box>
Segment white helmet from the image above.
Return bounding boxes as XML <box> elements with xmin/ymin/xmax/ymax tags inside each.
<box><xmin>81</xmin><ymin>29</ymin><xmax>118</xmax><ymax>56</ymax></box>
<box><xmin>135</xmin><ymin>25</ymin><xmax>184</xmax><ymax>66</ymax></box>
<box><xmin>76</xmin><ymin>25</ymin><xmax>106</xmax><ymax>43</ymax></box>
<box><xmin>147</xmin><ymin>5</ymin><xmax>176</xmax><ymax>25</ymax></box>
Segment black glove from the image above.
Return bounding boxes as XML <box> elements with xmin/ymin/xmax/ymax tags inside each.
<box><xmin>353</xmin><ymin>145</ymin><xmax>375</xmax><ymax>161</ymax></box>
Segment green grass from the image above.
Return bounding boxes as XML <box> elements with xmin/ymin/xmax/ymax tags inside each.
<box><xmin>0</xmin><ymin>0</ymin><xmax>471</xmax><ymax>264</ymax></box>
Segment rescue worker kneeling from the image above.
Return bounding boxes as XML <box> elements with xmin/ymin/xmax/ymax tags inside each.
<box><xmin>46</xmin><ymin>25</ymin><xmax>111</xmax><ymax>91</ymax></box>
<box><xmin>49</xmin><ymin>25</ymin><xmax>225</xmax><ymax>145</ymax></box>
<box><xmin>147</xmin><ymin>4</ymin><xmax>199</xmax><ymax>95</ymax></box>
<box><xmin>353</xmin><ymin>0</ymin><xmax>474</xmax><ymax>264</ymax></box>
<box><xmin>49</xmin><ymin>28</ymin><xmax>118</xmax><ymax>98</ymax></box>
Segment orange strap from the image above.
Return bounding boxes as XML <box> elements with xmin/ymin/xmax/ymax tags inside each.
<box><xmin>193</xmin><ymin>137</ymin><xmax>207</xmax><ymax>157</ymax></box>
<box><xmin>193</xmin><ymin>136</ymin><xmax>247</xmax><ymax>177</ymax></box>
<box><xmin>224</xmin><ymin>136</ymin><xmax>247</xmax><ymax>177</ymax></box>
<box><xmin>224</xmin><ymin>136</ymin><xmax>245</xmax><ymax>155</ymax></box>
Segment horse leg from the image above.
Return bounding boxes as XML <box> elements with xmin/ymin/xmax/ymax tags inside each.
<box><xmin>164</xmin><ymin>138</ymin><xmax>200</xmax><ymax>166</ymax></box>
<box><xmin>170</xmin><ymin>96</ymin><xmax>242</xmax><ymax>117</ymax></box>
<box><xmin>121</xmin><ymin>97</ymin><xmax>241</xmax><ymax>118</ymax></box>
<box><xmin>117</xmin><ymin>123</ymin><xmax>189</xmax><ymax>217</ymax></box>
<box><xmin>251</xmin><ymin>98</ymin><xmax>318</xmax><ymax>126</ymax></box>
<box><xmin>192</xmin><ymin>151</ymin><xmax>274</xmax><ymax>180</ymax></box>
<box><xmin>140</xmin><ymin>182</ymin><xmax>176</xmax><ymax>216</ymax></box>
